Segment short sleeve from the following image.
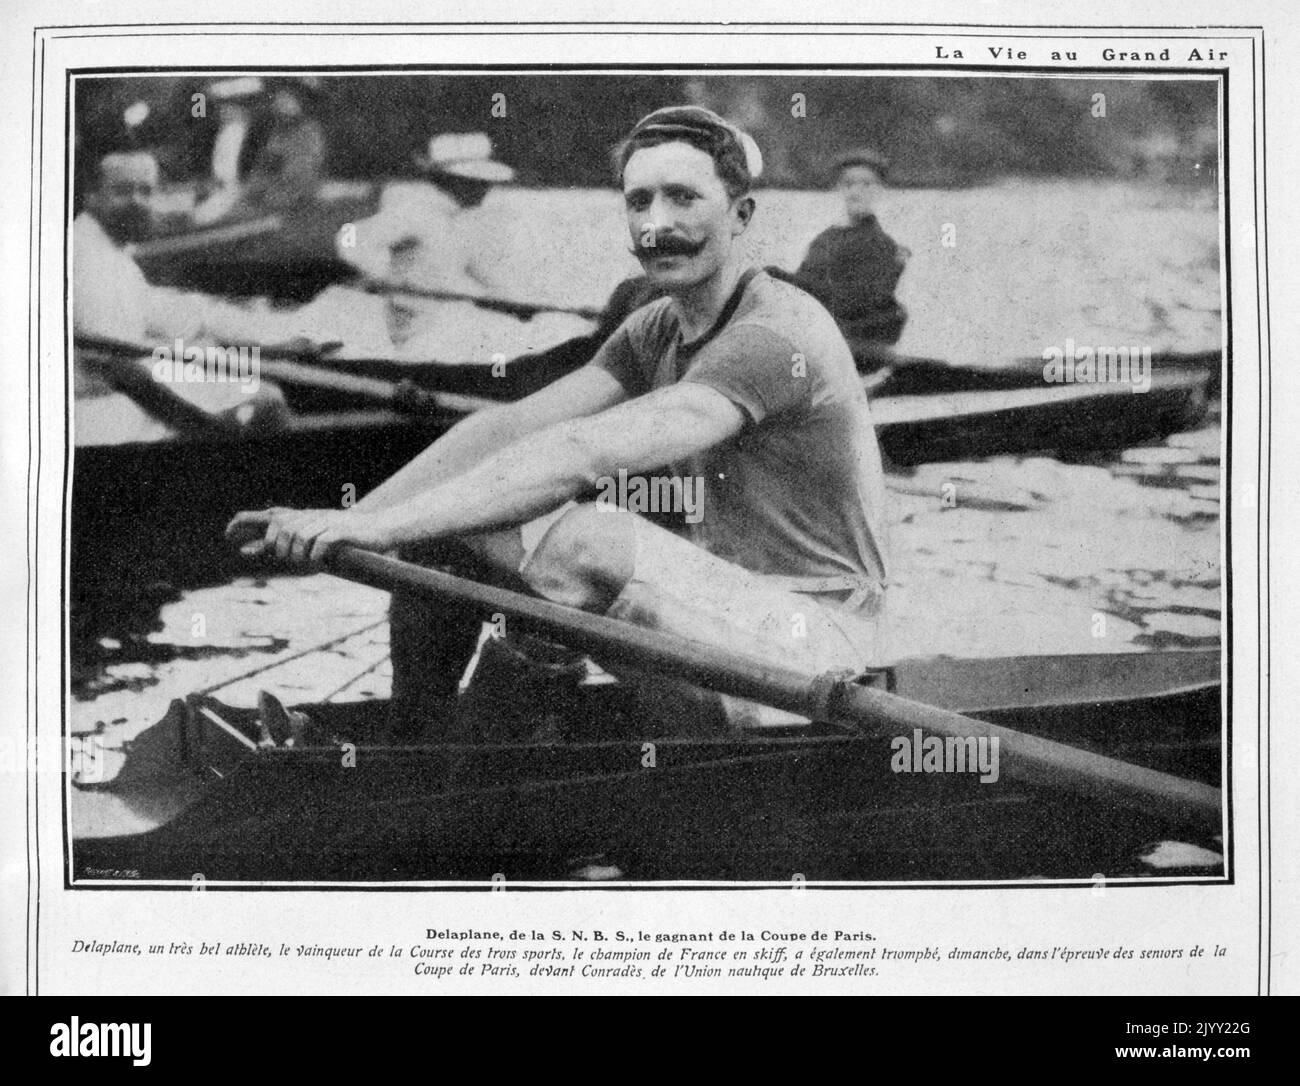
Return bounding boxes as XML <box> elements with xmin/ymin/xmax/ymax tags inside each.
<box><xmin>588</xmin><ymin>318</ymin><xmax>647</xmax><ymax>397</ymax></box>
<box><xmin>681</xmin><ymin>325</ymin><xmax>810</xmax><ymax>425</ymax></box>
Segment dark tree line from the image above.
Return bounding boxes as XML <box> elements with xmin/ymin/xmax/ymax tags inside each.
<box><xmin>75</xmin><ymin>73</ymin><xmax>1219</xmax><ymax>198</ymax></box>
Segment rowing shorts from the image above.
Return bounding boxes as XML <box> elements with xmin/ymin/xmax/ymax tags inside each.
<box><xmin>519</xmin><ymin>502</ymin><xmax>886</xmax><ymax>731</ymax></box>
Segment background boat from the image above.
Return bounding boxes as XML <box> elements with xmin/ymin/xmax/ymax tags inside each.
<box><xmin>132</xmin><ymin>180</ymin><xmax>380</xmax><ymax>301</ymax></box>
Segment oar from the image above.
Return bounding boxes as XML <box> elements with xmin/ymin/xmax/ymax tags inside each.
<box><xmin>75</xmin><ymin>342</ymin><xmax>243</xmax><ymax>437</ymax></box>
<box><xmin>251</xmin><ymin>356</ymin><xmax>497</xmax><ymax>417</ymax></box>
<box><xmin>130</xmin><ymin>213</ymin><xmax>285</xmax><ymax>259</ymax></box>
<box><xmin>322</xmin><ymin>546</ymin><xmax>1221</xmax><ymax>831</ymax></box>
<box><xmin>361</xmin><ymin>277</ymin><xmax>602</xmax><ymax>321</ymax></box>
<box><xmin>75</xmin><ymin>334</ymin><xmax>497</xmax><ymax>419</ymax></box>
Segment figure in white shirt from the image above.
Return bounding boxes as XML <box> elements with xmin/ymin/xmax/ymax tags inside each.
<box><xmin>74</xmin><ymin>150</ymin><xmax>308</xmax><ymax>444</ymax></box>
<box><xmin>191</xmin><ymin>77</ymin><xmax>261</xmax><ymax>227</ymax></box>
<box><xmin>322</xmin><ymin>133</ymin><xmax>591</xmax><ymax>362</ymax></box>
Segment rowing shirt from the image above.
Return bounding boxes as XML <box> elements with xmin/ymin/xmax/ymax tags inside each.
<box><xmin>590</xmin><ymin>267</ymin><xmax>891</xmax><ymax>584</ymax></box>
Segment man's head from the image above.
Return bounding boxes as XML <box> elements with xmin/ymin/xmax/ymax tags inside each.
<box><xmin>418</xmin><ymin>132</ymin><xmax>513</xmax><ymax>209</ymax></box>
<box><xmin>615</xmin><ymin>106</ymin><xmax>761</xmax><ymax>292</ymax></box>
<box><xmin>88</xmin><ymin>151</ymin><xmax>159</xmax><ymax>244</ymax></box>
<box><xmin>270</xmin><ymin>88</ymin><xmax>304</xmax><ymax>122</ymax></box>
<box><xmin>833</xmin><ymin>148</ymin><xmax>888</xmax><ymax>224</ymax></box>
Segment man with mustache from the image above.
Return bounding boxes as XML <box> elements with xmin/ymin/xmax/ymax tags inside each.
<box><xmin>73</xmin><ymin>150</ymin><xmax>311</xmax><ymax>440</ymax></box>
<box><xmin>229</xmin><ymin>106</ymin><xmax>892</xmax><ymax>734</ymax></box>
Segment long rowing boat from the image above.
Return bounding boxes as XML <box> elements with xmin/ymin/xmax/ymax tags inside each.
<box><xmin>70</xmin><ymin>553</ymin><xmax>1223</xmax><ymax>883</ymax></box>
<box><xmin>871</xmin><ymin>370</ymin><xmax>1213</xmax><ymax>466</ymax></box>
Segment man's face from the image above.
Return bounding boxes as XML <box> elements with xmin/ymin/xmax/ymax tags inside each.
<box><xmin>622</xmin><ymin>141</ymin><xmax>749</xmax><ymax>293</ymax></box>
<box><xmin>272</xmin><ymin>91</ymin><xmax>303</xmax><ymax>121</ymax></box>
<box><xmin>92</xmin><ymin>160</ymin><xmax>157</xmax><ymax>244</ymax></box>
<box><xmin>838</xmin><ymin>164</ymin><xmax>882</xmax><ymax>223</ymax></box>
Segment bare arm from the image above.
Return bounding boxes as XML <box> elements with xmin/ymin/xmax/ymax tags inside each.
<box><xmin>366</xmin><ymin>381</ymin><xmax>745</xmax><ymax>546</ymax></box>
<box><xmin>353</xmin><ymin>362</ymin><xmax>630</xmax><ymax>512</ymax></box>
<box><xmin>227</xmin><ymin>377</ymin><xmax>746</xmax><ymax>563</ymax></box>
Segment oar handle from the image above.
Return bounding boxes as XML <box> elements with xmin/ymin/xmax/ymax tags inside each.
<box><xmin>323</xmin><ymin>546</ymin><xmax>1222</xmax><ymax>832</ymax></box>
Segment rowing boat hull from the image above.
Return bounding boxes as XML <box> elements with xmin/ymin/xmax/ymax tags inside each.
<box><xmin>871</xmin><ymin>370</ymin><xmax>1213</xmax><ymax>466</ymax></box>
<box><xmin>71</xmin><ymin>650</ymin><xmax>1222</xmax><ymax>883</ymax></box>
<box><xmin>133</xmin><ymin>182</ymin><xmax>380</xmax><ymax>301</ymax></box>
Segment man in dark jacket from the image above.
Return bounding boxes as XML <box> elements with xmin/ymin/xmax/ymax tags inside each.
<box><xmin>789</xmin><ymin>148</ymin><xmax>909</xmax><ymax>369</ymax></box>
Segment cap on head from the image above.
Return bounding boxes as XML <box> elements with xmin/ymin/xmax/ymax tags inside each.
<box><xmin>616</xmin><ymin>106</ymin><xmax>763</xmax><ymax>199</ymax></box>
<box><xmin>99</xmin><ymin>151</ymin><xmax>160</xmax><ymax>190</ymax></box>
<box><xmin>417</xmin><ymin>132</ymin><xmax>515</xmax><ymax>183</ymax></box>
<box><xmin>834</xmin><ymin>147</ymin><xmax>889</xmax><ymax>182</ymax></box>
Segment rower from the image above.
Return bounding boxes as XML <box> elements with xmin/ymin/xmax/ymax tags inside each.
<box><xmin>326</xmin><ymin>132</ymin><xmax>591</xmax><ymax>359</ymax></box>
<box><xmin>787</xmin><ymin>148</ymin><xmax>910</xmax><ymax>372</ymax></box>
<box><xmin>73</xmin><ymin>150</ymin><xmax>316</xmax><ymax>439</ymax></box>
<box><xmin>229</xmin><ymin>106</ymin><xmax>893</xmax><ymax>736</ymax></box>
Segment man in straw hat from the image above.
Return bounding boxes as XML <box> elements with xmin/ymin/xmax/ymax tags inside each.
<box><xmin>230</xmin><ymin>106</ymin><xmax>892</xmax><ymax>735</ymax></box>
<box><xmin>327</xmin><ymin>131</ymin><xmax>590</xmax><ymax>359</ymax></box>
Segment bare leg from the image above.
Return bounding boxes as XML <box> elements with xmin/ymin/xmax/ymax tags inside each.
<box><xmin>391</xmin><ymin>503</ymin><xmax>880</xmax><ymax>736</ymax></box>
<box><xmin>501</xmin><ymin>505</ymin><xmax>881</xmax><ymax>730</ymax></box>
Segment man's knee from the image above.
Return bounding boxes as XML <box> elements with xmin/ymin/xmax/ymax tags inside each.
<box><xmin>520</xmin><ymin>504</ymin><xmax>636</xmax><ymax>611</ymax></box>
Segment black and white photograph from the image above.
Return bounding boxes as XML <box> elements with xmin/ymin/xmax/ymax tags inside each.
<box><xmin>66</xmin><ymin>68</ymin><xmax>1227</xmax><ymax>885</ymax></box>
<box><xmin>4</xmin><ymin>5</ymin><xmax>1290</xmax><ymax>1006</ymax></box>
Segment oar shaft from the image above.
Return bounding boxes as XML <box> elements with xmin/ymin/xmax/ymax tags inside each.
<box><xmin>329</xmin><ymin>548</ymin><xmax>821</xmax><ymax>714</ymax></box>
<box><xmin>76</xmin><ymin>334</ymin><xmax>499</xmax><ymax>419</ymax></box>
<box><xmin>75</xmin><ymin>346</ymin><xmax>240</xmax><ymax>436</ymax></box>
<box><xmin>252</xmin><ymin>357</ymin><xmax>496</xmax><ymax>416</ymax></box>
<box><xmin>364</xmin><ymin>278</ymin><xmax>602</xmax><ymax>320</ymax></box>
<box><xmin>326</xmin><ymin>547</ymin><xmax>1221</xmax><ymax>830</ymax></box>
<box><xmin>833</xmin><ymin>683</ymin><xmax>1221</xmax><ymax>829</ymax></box>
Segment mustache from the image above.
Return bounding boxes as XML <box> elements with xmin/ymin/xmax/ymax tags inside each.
<box><xmin>630</xmin><ymin>235</ymin><xmax>706</xmax><ymax>259</ymax></box>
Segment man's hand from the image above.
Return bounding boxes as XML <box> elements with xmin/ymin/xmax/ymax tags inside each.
<box><xmin>225</xmin><ymin>507</ymin><xmax>393</xmax><ymax>566</ymax></box>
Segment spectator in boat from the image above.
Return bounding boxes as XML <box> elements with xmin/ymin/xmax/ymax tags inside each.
<box><xmin>787</xmin><ymin>148</ymin><xmax>910</xmax><ymax>371</ymax></box>
<box><xmin>73</xmin><ymin>150</ymin><xmax>317</xmax><ymax>438</ymax></box>
<box><xmin>230</xmin><ymin>106</ymin><xmax>892</xmax><ymax>737</ymax></box>
<box><xmin>191</xmin><ymin>77</ymin><xmax>261</xmax><ymax>227</ymax></box>
<box><xmin>242</xmin><ymin>85</ymin><xmax>328</xmax><ymax>211</ymax></box>
<box><xmin>325</xmin><ymin>132</ymin><xmax>590</xmax><ymax>360</ymax></box>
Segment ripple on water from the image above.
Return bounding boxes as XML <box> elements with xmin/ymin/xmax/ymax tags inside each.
<box><xmin>887</xmin><ymin>421</ymin><xmax>1221</xmax><ymax>660</ymax></box>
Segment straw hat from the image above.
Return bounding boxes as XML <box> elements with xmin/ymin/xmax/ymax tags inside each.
<box><xmin>416</xmin><ymin>133</ymin><xmax>515</xmax><ymax>183</ymax></box>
